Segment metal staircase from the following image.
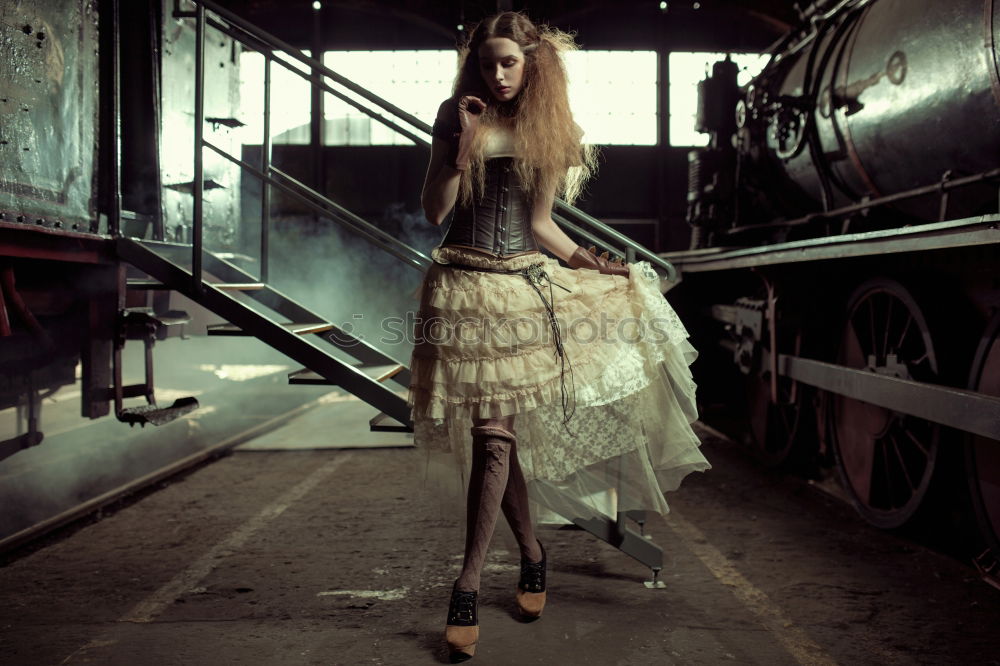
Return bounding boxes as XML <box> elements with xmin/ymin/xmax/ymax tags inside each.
<box><xmin>118</xmin><ymin>237</ymin><xmax>415</xmax><ymax>432</ymax></box>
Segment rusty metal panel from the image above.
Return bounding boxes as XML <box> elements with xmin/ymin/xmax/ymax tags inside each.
<box><xmin>0</xmin><ymin>0</ymin><xmax>98</xmax><ymax>227</ymax></box>
<box><xmin>159</xmin><ymin>0</ymin><xmax>241</xmax><ymax>249</ymax></box>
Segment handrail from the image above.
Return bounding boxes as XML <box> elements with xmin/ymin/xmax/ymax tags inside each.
<box><xmin>204</xmin><ymin>140</ymin><xmax>431</xmax><ymax>272</ymax></box>
<box><xmin>554</xmin><ymin>202</ymin><xmax>678</xmax><ymax>281</ymax></box>
<box><xmin>182</xmin><ymin>0</ymin><xmax>431</xmax><ymax>143</ymax></box>
<box><xmin>178</xmin><ymin>0</ymin><xmax>677</xmax><ymax>284</ymax></box>
<box><xmin>202</xmin><ymin>14</ymin><xmax>430</xmax><ymax>147</ymax></box>
<box><xmin>268</xmin><ymin>165</ymin><xmax>431</xmax><ymax>270</ymax></box>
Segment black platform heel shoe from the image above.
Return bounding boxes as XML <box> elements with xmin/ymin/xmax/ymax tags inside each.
<box><xmin>515</xmin><ymin>539</ymin><xmax>546</xmax><ymax>621</ymax></box>
<box><xmin>445</xmin><ymin>580</ymin><xmax>479</xmax><ymax>662</ymax></box>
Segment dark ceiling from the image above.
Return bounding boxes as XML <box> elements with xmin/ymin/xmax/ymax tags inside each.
<box><xmin>214</xmin><ymin>0</ymin><xmax>801</xmax><ymax>51</ymax></box>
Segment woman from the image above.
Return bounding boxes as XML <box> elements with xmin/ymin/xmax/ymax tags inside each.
<box><xmin>408</xmin><ymin>11</ymin><xmax>710</xmax><ymax>662</ymax></box>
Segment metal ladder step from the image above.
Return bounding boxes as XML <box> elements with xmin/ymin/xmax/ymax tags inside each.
<box><xmin>207</xmin><ymin>321</ymin><xmax>335</xmax><ymax>336</ymax></box>
<box><xmin>119</xmin><ymin>396</ymin><xmax>200</xmax><ymax>427</ymax></box>
<box><xmin>156</xmin><ymin>310</ymin><xmax>192</xmax><ymax>327</ymax></box>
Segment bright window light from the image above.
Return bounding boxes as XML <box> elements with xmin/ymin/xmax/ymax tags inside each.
<box><xmin>237</xmin><ymin>50</ymin><xmax>659</xmax><ymax>146</ymax></box>
<box><xmin>564</xmin><ymin>50</ymin><xmax>658</xmax><ymax>145</ymax></box>
<box><xmin>238</xmin><ymin>50</ymin><xmax>313</xmax><ymax>145</ymax></box>
<box><xmin>322</xmin><ymin>50</ymin><xmax>457</xmax><ymax>146</ymax></box>
<box><xmin>668</xmin><ymin>52</ymin><xmax>769</xmax><ymax>147</ymax></box>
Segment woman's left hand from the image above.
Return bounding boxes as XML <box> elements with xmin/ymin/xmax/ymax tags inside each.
<box><xmin>567</xmin><ymin>245</ymin><xmax>630</xmax><ymax>277</ymax></box>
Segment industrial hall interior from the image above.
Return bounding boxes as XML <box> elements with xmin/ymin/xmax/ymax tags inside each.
<box><xmin>1</xmin><ymin>0</ymin><xmax>1000</xmax><ymax>663</ymax></box>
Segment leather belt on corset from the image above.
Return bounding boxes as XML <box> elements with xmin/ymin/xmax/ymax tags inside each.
<box><xmin>433</xmin><ymin>257</ymin><xmax>577</xmax><ymax>435</ymax></box>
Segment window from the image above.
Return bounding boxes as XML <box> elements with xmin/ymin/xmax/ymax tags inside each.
<box><xmin>237</xmin><ymin>50</ymin><xmax>313</xmax><ymax>145</ymax></box>
<box><xmin>237</xmin><ymin>49</ymin><xmax>660</xmax><ymax>146</ymax></box>
<box><xmin>322</xmin><ymin>50</ymin><xmax>457</xmax><ymax>146</ymax></box>
<box><xmin>564</xmin><ymin>50</ymin><xmax>658</xmax><ymax>145</ymax></box>
<box><xmin>668</xmin><ymin>52</ymin><xmax>769</xmax><ymax>147</ymax></box>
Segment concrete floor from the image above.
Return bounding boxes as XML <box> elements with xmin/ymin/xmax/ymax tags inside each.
<box><xmin>1</xmin><ymin>398</ymin><xmax>1000</xmax><ymax>665</ymax></box>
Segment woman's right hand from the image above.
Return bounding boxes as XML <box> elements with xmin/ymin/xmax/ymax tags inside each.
<box><xmin>456</xmin><ymin>95</ymin><xmax>487</xmax><ymax>133</ymax></box>
<box><xmin>447</xmin><ymin>95</ymin><xmax>487</xmax><ymax>171</ymax></box>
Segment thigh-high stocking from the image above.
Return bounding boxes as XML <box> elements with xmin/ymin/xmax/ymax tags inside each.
<box><xmin>501</xmin><ymin>437</ymin><xmax>543</xmax><ymax>563</ymax></box>
<box><xmin>455</xmin><ymin>414</ymin><xmax>542</xmax><ymax>593</ymax></box>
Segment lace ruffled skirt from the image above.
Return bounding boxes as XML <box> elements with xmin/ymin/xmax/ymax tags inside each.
<box><xmin>406</xmin><ymin>245</ymin><xmax>710</xmax><ymax>523</ymax></box>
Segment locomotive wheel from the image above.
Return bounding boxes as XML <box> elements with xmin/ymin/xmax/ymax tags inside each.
<box><xmin>966</xmin><ymin>311</ymin><xmax>1000</xmax><ymax>563</ymax></box>
<box><xmin>830</xmin><ymin>278</ymin><xmax>940</xmax><ymax>528</ymax></box>
<box><xmin>746</xmin><ymin>369</ymin><xmax>803</xmax><ymax>467</ymax></box>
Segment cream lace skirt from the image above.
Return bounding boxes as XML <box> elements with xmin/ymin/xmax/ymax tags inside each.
<box><xmin>406</xmin><ymin>245</ymin><xmax>710</xmax><ymax>523</ymax></box>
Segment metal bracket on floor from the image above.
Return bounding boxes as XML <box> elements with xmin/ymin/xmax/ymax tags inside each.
<box><xmin>532</xmin><ymin>480</ymin><xmax>665</xmax><ymax>587</ymax></box>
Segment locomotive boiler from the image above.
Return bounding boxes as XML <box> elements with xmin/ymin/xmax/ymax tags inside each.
<box><xmin>671</xmin><ymin>0</ymin><xmax>1000</xmax><ymax>585</ymax></box>
<box><xmin>688</xmin><ymin>0</ymin><xmax>1000</xmax><ymax>246</ymax></box>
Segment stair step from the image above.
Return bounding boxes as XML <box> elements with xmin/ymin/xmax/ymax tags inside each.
<box><xmin>126</xmin><ymin>279</ymin><xmax>171</xmax><ymax>289</ymax></box>
<box><xmin>288</xmin><ymin>363</ymin><xmax>405</xmax><ymax>385</ymax></box>
<box><xmin>126</xmin><ymin>280</ymin><xmax>267</xmax><ymax>291</ymax></box>
<box><xmin>207</xmin><ymin>321</ymin><xmax>334</xmax><ymax>336</ymax></box>
<box><xmin>369</xmin><ymin>410</ymin><xmax>412</xmax><ymax>433</ymax></box>
<box><xmin>212</xmin><ymin>282</ymin><xmax>266</xmax><ymax>290</ymax></box>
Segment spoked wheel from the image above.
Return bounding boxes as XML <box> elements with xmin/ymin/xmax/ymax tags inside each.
<box><xmin>830</xmin><ymin>279</ymin><xmax>941</xmax><ymax>528</ymax></box>
<box><xmin>746</xmin><ymin>368</ymin><xmax>804</xmax><ymax>467</ymax></box>
<box><xmin>966</xmin><ymin>310</ymin><xmax>1000</xmax><ymax>572</ymax></box>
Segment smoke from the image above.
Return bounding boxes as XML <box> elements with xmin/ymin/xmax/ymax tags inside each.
<box><xmin>0</xmin><ymin>333</ymin><xmax>334</xmax><ymax>543</ymax></box>
<box><xmin>236</xmin><ymin>196</ymin><xmax>444</xmax><ymax>365</ymax></box>
<box><xmin>0</xmin><ymin>180</ymin><xmax>443</xmax><ymax>546</ymax></box>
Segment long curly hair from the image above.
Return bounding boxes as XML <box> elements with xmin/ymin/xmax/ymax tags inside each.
<box><xmin>451</xmin><ymin>11</ymin><xmax>598</xmax><ymax>208</ymax></box>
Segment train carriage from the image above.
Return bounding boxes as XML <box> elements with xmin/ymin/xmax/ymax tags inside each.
<box><xmin>668</xmin><ymin>0</ymin><xmax>1000</xmax><ymax>582</ymax></box>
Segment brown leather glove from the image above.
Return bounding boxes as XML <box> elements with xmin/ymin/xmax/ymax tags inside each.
<box><xmin>445</xmin><ymin>95</ymin><xmax>487</xmax><ymax>171</ymax></box>
<box><xmin>567</xmin><ymin>245</ymin><xmax>630</xmax><ymax>277</ymax></box>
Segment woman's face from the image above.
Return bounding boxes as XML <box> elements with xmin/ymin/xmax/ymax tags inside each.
<box><xmin>478</xmin><ymin>37</ymin><xmax>526</xmax><ymax>103</ymax></box>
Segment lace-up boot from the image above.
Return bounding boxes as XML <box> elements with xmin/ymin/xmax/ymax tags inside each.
<box><xmin>445</xmin><ymin>580</ymin><xmax>479</xmax><ymax>662</ymax></box>
<box><xmin>515</xmin><ymin>539</ymin><xmax>546</xmax><ymax>620</ymax></box>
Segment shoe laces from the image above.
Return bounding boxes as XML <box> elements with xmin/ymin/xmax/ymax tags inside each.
<box><xmin>519</xmin><ymin>557</ymin><xmax>545</xmax><ymax>592</ymax></box>
<box><xmin>448</xmin><ymin>588</ymin><xmax>477</xmax><ymax>625</ymax></box>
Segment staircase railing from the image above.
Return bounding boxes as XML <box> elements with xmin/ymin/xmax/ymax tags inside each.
<box><xmin>172</xmin><ymin>0</ymin><xmax>677</xmax><ymax>288</ymax></box>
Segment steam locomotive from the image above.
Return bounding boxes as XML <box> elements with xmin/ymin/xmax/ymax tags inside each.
<box><xmin>671</xmin><ymin>0</ymin><xmax>1000</xmax><ymax>582</ymax></box>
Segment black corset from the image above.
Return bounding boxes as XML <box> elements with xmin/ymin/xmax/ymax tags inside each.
<box><xmin>441</xmin><ymin>157</ymin><xmax>539</xmax><ymax>256</ymax></box>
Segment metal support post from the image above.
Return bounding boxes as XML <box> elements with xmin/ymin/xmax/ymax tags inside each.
<box><xmin>192</xmin><ymin>2</ymin><xmax>206</xmax><ymax>293</ymax></box>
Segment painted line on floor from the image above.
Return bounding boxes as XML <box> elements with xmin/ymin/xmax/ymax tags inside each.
<box><xmin>317</xmin><ymin>586</ymin><xmax>410</xmax><ymax>601</ymax></box>
<box><xmin>122</xmin><ymin>452</ymin><xmax>352</xmax><ymax>622</ymax></box>
<box><xmin>665</xmin><ymin>507</ymin><xmax>839</xmax><ymax>666</ymax></box>
<box><xmin>60</xmin><ymin>453</ymin><xmax>351</xmax><ymax>664</ymax></box>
